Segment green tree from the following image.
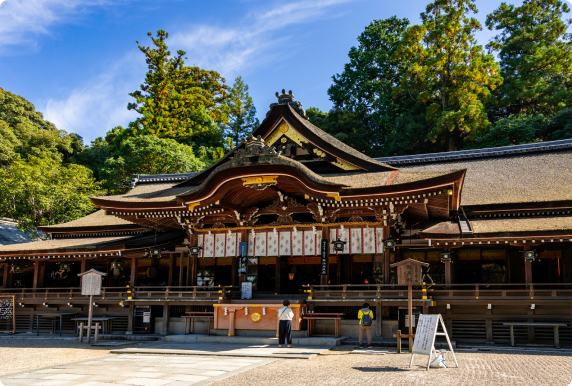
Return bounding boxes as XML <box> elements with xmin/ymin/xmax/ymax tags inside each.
<box><xmin>0</xmin><ymin>157</ymin><xmax>104</xmax><ymax>239</ymax></box>
<box><xmin>327</xmin><ymin>17</ymin><xmax>412</xmax><ymax>156</ymax></box>
<box><xmin>70</xmin><ymin>137</ymin><xmax>112</xmax><ymax>181</ymax></box>
<box><xmin>469</xmin><ymin>114</ymin><xmax>545</xmax><ymax>149</ymax></box>
<box><xmin>223</xmin><ymin>76</ymin><xmax>259</xmax><ymax>148</ymax></box>
<box><xmin>100</xmin><ymin>136</ymin><xmax>210</xmax><ymax>194</ymax></box>
<box><xmin>541</xmin><ymin>108</ymin><xmax>572</xmax><ymax>140</ymax></box>
<box><xmin>486</xmin><ymin>0</ymin><xmax>572</xmax><ymax>118</ymax></box>
<box><xmin>106</xmin><ymin>30</ymin><xmax>229</xmax><ymax>152</ymax></box>
<box><xmin>306</xmin><ymin>108</ymin><xmax>374</xmax><ymax>155</ymax></box>
<box><xmin>397</xmin><ymin>0</ymin><xmax>502</xmax><ymax>151</ymax></box>
<box><xmin>0</xmin><ymin>87</ymin><xmax>84</xmax><ymax>163</ymax></box>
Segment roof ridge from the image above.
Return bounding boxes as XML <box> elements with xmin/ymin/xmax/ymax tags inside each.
<box><xmin>375</xmin><ymin>139</ymin><xmax>572</xmax><ymax>165</ymax></box>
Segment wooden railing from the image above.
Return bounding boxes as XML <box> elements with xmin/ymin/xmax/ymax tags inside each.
<box><xmin>305</xmin><ymin>283</ymin><xmax>572</xmax><ymax>302</ymax></box>
<box><xmin>0</xmin><ymin>285</ymin><xmax>239</xmax><ymax>303</ymax></box>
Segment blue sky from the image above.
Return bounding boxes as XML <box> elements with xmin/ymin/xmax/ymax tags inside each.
<box><xmin>0</xmin><ymin>0</ymin><xmax>569</xmax><ymax>144</ymax></box>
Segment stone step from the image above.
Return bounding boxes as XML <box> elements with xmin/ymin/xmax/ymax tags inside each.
<box><xmin>165</xmin><ymin>334</ymin><xmax>344</xmax><ymax>347</ymax></box>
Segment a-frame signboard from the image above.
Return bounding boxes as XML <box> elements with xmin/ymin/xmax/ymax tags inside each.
<box><xmin>410</xmin><ymin>314</ymin><xmax>458</xmax><ymax>370</ymax></box>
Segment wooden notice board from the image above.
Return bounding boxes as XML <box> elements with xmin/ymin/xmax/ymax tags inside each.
<box><xmin>0</xmin><ymin>295</ymin><xmax>16</xmax><ymax>333</ymax></box>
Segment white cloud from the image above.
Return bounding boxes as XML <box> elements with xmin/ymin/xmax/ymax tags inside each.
<box><xmin>170</xmin><ymin>0</ymin><xmax>354</xmax><ymax>77</ymax></box>
<box><xmin>44</xmin><ymin>52</ymin><xmax>142</xmax><ymax>143</ymax></box>
<box><xmin>0</xmin><ymin>0</ymin><xmax>118</xmax><ymax>50</ymax></box>
<box><xmin>41</xmin><ymin>0</ymin><xmax>355</xmax><ymax>142</ymax></box>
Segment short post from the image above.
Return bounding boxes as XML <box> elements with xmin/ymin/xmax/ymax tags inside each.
<box><xmin>78</xmin><ymin>322</ymin><xmax>84</xmax><ymax>343</ymax></box>
<box><xmin>94</xmin><ymin>322</ymin><xmax>100</xmax><ymax>344</ymax></box>
<box><xmin>87</xmin><ymin>294</ymin><xmax>94</xmax><ymax>343</ymax></box>
<box><xmin>397</xmin><ymin>330</ymin><xmax>402</xmax><ymax>353</ymax></box>
<box><xmin>554</xmin><ymin>326</ymin><xmax>560</xmax><ymax>348</ymax></box>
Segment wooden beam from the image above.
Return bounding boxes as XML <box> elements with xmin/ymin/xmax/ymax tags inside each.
<box><xmin>214</xmin><ymin>199</ymin><xmax>244</xmax><ymax>213</ymax></box>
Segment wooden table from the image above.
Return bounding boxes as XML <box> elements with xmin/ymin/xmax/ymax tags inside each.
<box><xmin>183</xmin><ymin>312</ymin><xmax>214</xmax><ymax>335</ymax></box>
<box><xmin>303</xmin><ymin>313</ymin><xmax>344</xmax><ymax>338</ymax></box>
<box><xmin>503</xmin><ymin>322</ymin><xmax>567</xmax><ymax>348</ymax></box>
<box><xmin>72</xmin><ymin>317</ymin><xmax>117</xmax><ymax>335</ymax></box>
<box><xmin>36</xmin><ymin>312</ymin><xmax>79</xmax><ymax>336</ymax></box>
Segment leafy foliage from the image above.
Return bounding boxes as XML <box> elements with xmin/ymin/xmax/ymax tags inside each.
<box><xmin>0</xmin><ymin>157</ymin><xmax>104</xmax><ymax>239</ymax></box>
<box><xmin>486</xmin><ymin>0</ymin><xmax>572</xmax><ymax>118</ymax></box>
<box><xmin>100</xmin><ymin>136</ymin><xmax>209</xmax><ymax>194</ymax></box>
<box><xmin>0</xmin><ymin>87</ymin><xmax>84</xmax><ymax>164</ymax></box>
<box><xmin>469</xmin><ymin>114</ymin><xmax>545</xmax><ymax>149</ymax></box>
<box><xmin>223</xmin><ymin>76</ymin><xmax>259</xmax><ymax>148</ymax></box>
<box><xmin>328</xmin><ymin>17</ymin><xmax>412</xmax><ymax>155</ymax></box>
<box><xmin>105</xmin><ymin>30</ymin><xmax>229</xmax><ymax>152</ymax></box>
<box><xmin>397</xmin><ymin>0</ymin><xmax>502</xmax><ymax>151</ymax></box>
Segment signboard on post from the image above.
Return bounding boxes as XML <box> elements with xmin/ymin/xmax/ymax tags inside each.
<box><xmin>241</xmin><ymin>282</ymin><xmax>252</xmax><ymax>300</ymax></box>
<box><xmin>320</xmin><ymin>239</ymin><xmax>328</xmax><ymax>275</ymax></box>
<box><xmin>410</xmin><ymin>314</ymin><xmax>458</xmax><ymax>370</ymax></box>
<box><xmin>77</xmin><ymin>269</ymin><xmax>107</xmax><ymax>343</ymax></box>
<box><xmin>0</xmin><ymin>295</ymin><xmax>15</xmax><ymax>334</ymax></box>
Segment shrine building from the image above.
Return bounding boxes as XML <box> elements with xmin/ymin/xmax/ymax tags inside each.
<box><xmin>1</xmin><ymin>91</ymin><xmax>571</xmax><ymax>345</ymax></box>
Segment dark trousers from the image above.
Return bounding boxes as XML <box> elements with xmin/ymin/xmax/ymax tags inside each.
<box><xmin>279</xmin><ymin>320</ymin><xmax>292</xmax><ymax>345</ymax></box>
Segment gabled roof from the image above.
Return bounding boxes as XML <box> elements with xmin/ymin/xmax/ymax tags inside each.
<box><xmin>377</xmin><ymin>143</ymin><xmax>572</xmax><ymax>207</ymax></box>
<box><xmin>0</xmin><ymin>218</ymin><xmax>31</xmax><ymax>245</ymax></box>
<box><xmin>38</xmin><ymin>210</ymin><xmax>148</xmax><ymax>235</ymax></box>
<box><xmin>254</xmin><ymin>104</ymin><xmax>396</xmax><ymax>172</ymax></box>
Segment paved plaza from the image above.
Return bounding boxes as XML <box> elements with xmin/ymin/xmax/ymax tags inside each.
<box><xmin>1</xmin><ymin>339</ymin><xmax>572</xmax><ymax>386</ymax></box>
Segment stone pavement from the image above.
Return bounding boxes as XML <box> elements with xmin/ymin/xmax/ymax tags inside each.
<box><xmin>111</xmin><ymin>342</ymin><xmax>331</xmax><ymax>359</ymax></box>
<box><xmin>0</xmin><ymin>354</ymin><xmax>274</xmax><ymax>386</ymax></box>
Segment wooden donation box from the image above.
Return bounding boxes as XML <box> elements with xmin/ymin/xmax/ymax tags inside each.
<box><xmin>213</xmin><ymin>302</ymin><xmax>307</xmax><ymax>337</ymax></box>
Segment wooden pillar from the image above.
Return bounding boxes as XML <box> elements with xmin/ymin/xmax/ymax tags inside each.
<box><xmin>130</xmin><ymin>257</ymin><xmax>138</xmax><ymax>288</ymax></box>
<box><xmin>168</xmin><ymin>254</ymin><xmax>174</xmax><ymax>286</ymax></box>
<box><xmin>527</xmin><ymin>308</ymin><xmax>535</xmax><ymax>344</ymax></box>
<box><xmin>178</xmin><ymin>253</ymin><xmax>184</xmax><ymax>287</ymax></box>
<box><xmin>190</xmin><ymin>255</ymin><xmax>198</xmax><ymax>287</ymax></box>
<box><xmin>1</xmin><ymin>264</ymin><xmax>8</xmax><ymax>288</ymax></box>
<box><xmin>228</xmin><ymin>310</ymin><xmax>236</xmax><ymax>336</ymax></box>
<box><xmin>408</xmin><ymin>285</ymin><xmax>413</xmax><ymax>353</ymax></box>
<box><xmin>486</xmin><ymin>308</ymin><xmax>493</xmax><ymax>343</ymax></box>
<box><xmin>33</xmin><ymin>260</ymin><xmax>41</xmax><ymax>289</ymax></box>
<box><xmin>80</xmin><ymin>258</ymin><xmax>87</xmax><ymax>273</ymax></box>
<box><xmin>161</xmin><ymin>302</ymin><xmax>170</xmax><ymax>336</ymax></box>
<box><xmin>320</xmin><ymin>226</ymin><xmax>328</xmax><ymax>285</ymax></box>
<box><xmin>445</xmin><ymin>261</ymin><xmax>452</xmax><ymax>288</ymax></box>
<box><xmin>126</xmin><ymin>303</ymin><xmax>135</xmax><ymax>334</ymax></box>
<box><xmin>232</xmin><ymin>253</ymin><xmax>239</xmax><ymax>287</ymax></box>
<box><xmin>189</xmin><ymin>233</ymin><xmax>197</xmax><ymax>286</ymax></box>
<box><xmin>38</xmin><ymin>261</ymin><xmax>45</xmax><ymax>288</ymax></box>
<box><xmin>186</xmin><ymin>252</ymin><xmax>192</xmax><ymax>286</ymax></box>
<box><xmin>4</xmin><ymin>265</ymin><xmax>12</xmax><ymax>288</ymax></box>
<box><xmin>275</xmin><ymin>255</ymin><xmax>281</xmax><ymax>293</ymax></box>
<box><xmin>375</xmin><ymin>301</ymin><xmax>382</xmax><ymax>337</ymax></box>
<box><xmin>383</xmin><ymin>226</ymin><xmax>391</xmax><ymax>284</ymax></box>
<box><xmin>523</xmin><ymin>246</ymin><xmax>533</xmax><ymax>284</ymax></box>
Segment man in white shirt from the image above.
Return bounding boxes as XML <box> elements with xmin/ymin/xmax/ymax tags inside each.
<box><xmin>278</xmin><ymin>300</ymin><xmax>294</xmax><ymax>347</ymax></box>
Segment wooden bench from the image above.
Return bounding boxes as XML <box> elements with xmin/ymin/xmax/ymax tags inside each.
<box><xmin>503</xmin><ymin>322</ymin><xmax>567</xmax><ymax>348</ymax></box>
<box><xmin>303</xmin><ymin>313</ymin><xmax>344</xmax><ymax>338</ymax></box>
<box><xmin>183</xmin><ymin>312</ymin><xmax>214</xmax><ymax>336</ymax></box>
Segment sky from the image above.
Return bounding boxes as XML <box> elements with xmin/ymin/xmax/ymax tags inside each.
<box><xmin>0</xmin><ymin>0</ymin><xmax>570</xmax><ymax>144</ymax></box>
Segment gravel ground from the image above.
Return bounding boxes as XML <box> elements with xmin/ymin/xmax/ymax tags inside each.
<box><xmin>211</xmin><ymin>349</ymin><xmax>572</xmax><ymax>386</ymax></box>
<box><xmin>0</xmin><ymin>338</ymin><xmax>111</xmax><ymax>375</ymax></box>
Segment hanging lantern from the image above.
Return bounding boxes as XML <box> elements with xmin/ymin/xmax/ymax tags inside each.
<box><xmin>10</xmin><ymin>264</ymin><xmax>22</xmax><ymax>274</ymax></box>
<box><xmin>525</xmin><ymin>250</ymin><xmax>539</xmax><ymax>261</ymax></box>
<box><xmin>189</xmin><ymin>245</ymin><xmax>203</xmax><ymax>256</ymax></box>
<box><xmin>111</xmin><ymin>260</ymin><xmax>123</xmax><ymax>276</ymax></box>
<box><xmin>148</xmin><ymin>247</ymin><xmax>162</xmax><ymax>258</ymax></box>
<box><xmin>440</xmin><ymin>252</ymin><xmax>452</xmax><ymax>262</ymax></box>
<box><xmin>14</xmin><ymin>280</ymin><xmax>23</xmax><ymax>287</ymax></box>
<box><xmin>383</xmin><ymin>237</ymin><xmax>396</xmax><ymax>250</ymax></box>
<box><xmin>331</xmin><ymin>237</ymin><xmax>346</xmax><ymax>252</ymax></box>
<box><xmin>58</xmin><ymin>262</ymin><xmax>71</xmax><ymax>273</ymax></box>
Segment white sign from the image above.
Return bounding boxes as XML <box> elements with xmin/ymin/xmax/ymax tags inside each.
<box><xmin>143</xmin><ymin>312</ymin><xmax>151</xmax><ymax>323</ymax></box>
<box><xmin>405</xmin><ymin>314</ymin><xmax>416</xmax><ymax>328</ymax></box>
<box><xmin>0</xmin><ymin>298</ymin><xmax>13</xmax><ymax>320</ymax></box>
<box><xmin>81</xmin><ymin>273</ymin><xmax>102</xmax><ymax>296</ymax></box>
<box><xmin>241</xmin><ymin>282</ymin><xmax>252</xmax><ymax>299</ymax></box>
<box><xmin>412</xmin><ymin>315</ymin><xmax>439</xmax><ymax>355</ymax></box>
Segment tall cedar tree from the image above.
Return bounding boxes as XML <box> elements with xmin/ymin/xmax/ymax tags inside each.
<box><xmin>327</xmin><ymin>17</ymin><xmax>411</xmax><ymax>156</ymax></box>
<box><xmin>486</xmin><ymin>0</ymin><xmax>572</xmax><ymax>118</ymax></box>
<box><xmin>397</xmin><ymin>0</ymin><xmax>502</xmax><ymax>151</ymax></box>
<box><xmin>223</xmin><ymin>76</ymin><xmax>259</xmax><ymax>148</ymax></box>
<box><xmin>106</xmin><ymin>30</ymin><xmax>229</xmax><ymax>151</ymax></box>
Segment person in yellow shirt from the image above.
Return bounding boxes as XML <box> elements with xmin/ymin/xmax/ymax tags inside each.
<box><xmin>357</xmin><ymin>303</ymin><xmax>374</xmax><ymax>348</ymax></box>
